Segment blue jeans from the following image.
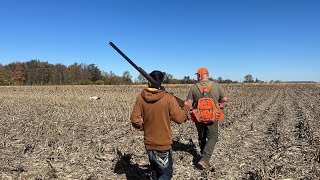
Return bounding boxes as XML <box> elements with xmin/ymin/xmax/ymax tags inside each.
<box><xmin>147</xmin><ymin>149</ymin><xmax>173</xmax><ymax>180</ymax></box>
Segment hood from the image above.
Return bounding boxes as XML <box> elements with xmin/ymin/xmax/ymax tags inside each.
<box><xmin>141</xmin><ymin>88</ymin><xmax>166</xmax><ymax>103</ymax></box>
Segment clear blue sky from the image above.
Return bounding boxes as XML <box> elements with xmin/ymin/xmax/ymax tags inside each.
<box><xmin>1</xmin><ymin>0</ymin><xmax>319</xmax><ymax>82</ymax></box>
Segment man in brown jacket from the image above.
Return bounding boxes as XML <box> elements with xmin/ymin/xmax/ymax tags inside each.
<box><xmin>131</xmin><ymin>70</ymin><xmax>190</xmax><ymax>180</ymax></box>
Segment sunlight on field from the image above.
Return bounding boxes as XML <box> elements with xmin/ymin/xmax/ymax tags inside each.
<box><xmin>0</xmin><ymin>84</ymin><xmax>319</xmax><ymax>179</ymax></box>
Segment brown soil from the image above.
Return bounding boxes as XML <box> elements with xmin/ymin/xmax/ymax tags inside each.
<box><xmin>0</xmin><ymin>84</ymin><xmax>319</xmax><ymax>179</ymax></box>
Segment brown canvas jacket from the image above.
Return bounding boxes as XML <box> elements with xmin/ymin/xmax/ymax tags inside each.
<box><xmin>130</xmin><ymin>88</ymin><xmax>190</xmax><ymax>151</ymax></box>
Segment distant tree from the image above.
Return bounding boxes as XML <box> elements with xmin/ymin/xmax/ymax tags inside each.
<box><xmin>24</xmin><ymin>60</ymin><xmax>40</xmax><ymax>85</ymax></box>
<box><xmin>37</xmin><ymin>61</ymin><xmax>51</xmax><ymax>85</ymax></box>
<box><xmin>101</xmin><ymin>71</ymin><xmax>112</xmax><ymax>85</ymax></box>
<box><xmin>78</xmin><ymin>63</ymin><xmax>92</xmax><ymax>84</ymax></box>
<box><xmin>217</xmin><ymin>77</ymin><xmax>223</xmax><ymax>83</ymax></box>
<box><xmin>223</xmin><ymin>79</ymin><xmax>233</xmax><ymax>84</ymax></box>
<box><xmin>67</xmin><ymin>63</ymin><xmax>82</xmax><ymax>84</ymax></box>
<box><xmin>102</xmin><ymin>71</ymin><xmax>125</xmax><ymax>85</ymax></box>
<box><xmin>182</xmin><ymin>76</ymin><xmax>190</xmax><ymax>84</ymax></box>
<box><xmin>0</xmin><ymin>64</ymin><xmax>8</xmax><ymax>85</ymax></box>
<box><xmin>244</xmin><ymin>74</ymin><xmax>254</xmax><ymax>83</ymax></box>
<box><xmin>11</xmin><ymin>62</ymin><xmax>26</xmax><ymax>85</ymax></box>
<box><xmin>255</xmin><ymin>78</ymin><xmax>264</xmax><ymax>83</ymax></box>
<box><xmin>110</xmin><ymin>75</ymin><xmax>125</xmax><ymax>85</ymax></box>
<box><xmin>135</xmin><ymin>73</ymin><xmax>147</xmax><ymax>84</ymax></box>
<box><xmin>24</xmin><ymin>60</ymin><xmax>51</xmax><ymax>85</ymax></box>
<box><xmin>52</xmin><ymin>63</ymin><xmax>68</xmax><ymax>85</ymax></box>
<box><xmin>106</xmin><ymin>70</ymin><xmax>116</xmax><ymax>77</ymax></box>
<box><xmin>1</xmin><ymin>60</ymin><xmax>109</xmax><ymax>85</ymax></box>
<box><xmin>182</xmin><ymin>76</ymin><xmax>196</xmax><ymax>84</ymax></box>
<box><xmin>3</xmin><ymin>63</ymin><xmax>16</xmax><ymax>85</ymax></box>
<box><xmin>163</xmin><ymin>73</ymin><xmax>173</xmax><ymax>84</ymax></box>
<box><xmin>1</xmin><ymin>59</ymin><xmax>255</xmax><ymax>85</ymax></box>
<box><xmin>87</xmin><ymin>64</ymin><xmax>102</xmax><ymax>83</ymax></box>
<box><xmin>122</xmin><ymin>71</ymin><xmax>132</xmax><ymax>84</ymax></box>
<box><xmin>212</xmin><ymin>77</ymin><xmax>237</xmax><ymax>84</ymax></box>
<box><xmin>167</xmin><ymin>78</ymin><xmax>180</xmax><ymax>84</ymax></box>
<box><xmin>95</xmin><ymin>79</ymin><xmax>104</xmax><ymax>85</ymax></box>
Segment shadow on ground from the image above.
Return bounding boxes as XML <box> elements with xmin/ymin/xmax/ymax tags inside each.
<box><xmin>114</xmin><ymin>140</ymin><xmax>202</xmax><ymax>179</ymax></box>
<box><xmin>172</xmin><ymin>139</ymin><xmax>202</xmax><ymax>169</ymax></box>
<box><xmin>113</xmin><ymin>150</ymin><xmax>150</xmax><ymax>180</ymax></box>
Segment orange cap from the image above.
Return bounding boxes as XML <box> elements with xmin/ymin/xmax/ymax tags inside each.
<box><xmin>196</xmin><ymin>68</ymin><xmax>209</xmax><ymax>75</ymax></box>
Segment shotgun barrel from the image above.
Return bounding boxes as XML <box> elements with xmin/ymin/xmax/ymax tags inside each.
<box><xmin>109</xmin><ymin>41</ymin><xmax>185</xmax><ymax>107</ymax></box>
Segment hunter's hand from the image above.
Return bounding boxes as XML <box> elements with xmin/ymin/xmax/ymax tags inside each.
<box><xmin>184</xmin><ymin>100</ymin><xmax>192</xmax><ymax>108</ymax></box>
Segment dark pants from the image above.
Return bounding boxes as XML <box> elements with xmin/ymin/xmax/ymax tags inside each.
<box><xmin>147</xmin><ymin>149</ymin><xmax>173</xmax><ymax>180</ymax></box>
<box><xmin>195</xmin><ymin>120</ymin><xmax>219</xmax><ymax>164</ymax></box>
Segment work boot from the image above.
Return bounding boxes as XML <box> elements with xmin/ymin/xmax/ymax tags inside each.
<box><xmin>198</xmin><ymin>159</ymin><xmax>210</xmax><ymax>170</ymax></box>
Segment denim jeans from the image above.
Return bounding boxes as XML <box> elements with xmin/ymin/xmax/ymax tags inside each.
<box><xmin>195</xmin><ymin>120</ymin><xmax>219</xmax><ymax>164</ymax></box>
<box><xmin>147</xmin><ymin>149</ymin><xmax>173</xmax><ymax>180</ymax></box>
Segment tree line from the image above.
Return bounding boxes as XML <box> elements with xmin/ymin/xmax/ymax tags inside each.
<box><xmin>0</xmin><ymin>60</ymin><xmax>281</xmax><ymax>86</ymax></box>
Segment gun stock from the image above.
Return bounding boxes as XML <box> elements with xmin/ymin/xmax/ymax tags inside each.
<box><xmin>109</xmin><ymin>41</ymin><xmax>185</xmax><ymax>107</ymax></box>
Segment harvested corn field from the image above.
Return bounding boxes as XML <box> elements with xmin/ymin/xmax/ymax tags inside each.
<box><xmin>1</xmin><ymin>84</ymin><xmax>319</xmax><ymax>179</ymax></box>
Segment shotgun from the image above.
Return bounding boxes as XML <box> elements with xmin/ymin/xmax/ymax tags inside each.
<box><xmin>109</xmin><ymin>41</ymin><xmax>185</xmax><ymax>107</ymax></box>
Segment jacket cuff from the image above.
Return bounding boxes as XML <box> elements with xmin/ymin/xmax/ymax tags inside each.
<box><xmin>182</xmin><ymin>105</ymin><xmax>191</xmax><ymax>112</ymax></box>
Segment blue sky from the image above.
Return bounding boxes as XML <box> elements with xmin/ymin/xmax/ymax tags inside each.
<box><xmin>0</xmin><ymin>0</ymin><xmax>319</xmax><ymax>82</ymax></box>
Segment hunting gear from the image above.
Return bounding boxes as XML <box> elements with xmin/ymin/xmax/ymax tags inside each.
<box><xmin>185</xmin><ymin>68</ymin><xmax>228</xmax><ymax>170</ymax></box>
<box><xmin>190</xmin><ymin>81</ymin><xmax>225</xmax><ymax>124</ymax></box>
<box><xmin>131</xmin><ymin>70</ymin><xmax>190</xmax><ymax>179</ymax></box>
<box><xmin>109</xmin><ymin>42</ymin><xmax>190</xmax><ymax>179</ymax></box>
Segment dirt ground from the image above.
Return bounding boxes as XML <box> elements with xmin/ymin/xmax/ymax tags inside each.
<box><xmin>0</xmin><ymin>84</ymin><xmax>319</xmax><ymax>179</ymax></box>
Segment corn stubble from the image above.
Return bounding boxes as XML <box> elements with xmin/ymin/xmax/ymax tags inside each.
<box><xmin>0</xmin><ymin>84</ymin><xmax>319</xmax><ymax>179</ymax></box>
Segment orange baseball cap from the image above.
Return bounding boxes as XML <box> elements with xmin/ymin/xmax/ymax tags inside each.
<box><xmin>196</xmin><ymin>68</ymin><xmax>209</xmax><ymax>75</ymax></box>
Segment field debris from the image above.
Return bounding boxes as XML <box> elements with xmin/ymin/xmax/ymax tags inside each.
<box><xmin>89</xmin><ymin>96</ymin><xmax>100</xmax><ymax>100</ymax></box>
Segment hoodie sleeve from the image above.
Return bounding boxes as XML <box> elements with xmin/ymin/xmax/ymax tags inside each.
<box><xmin>168</xmin><ymin>94</ymin><xmax>190</xmax><ymax>124</ymax></box>
<box><xmin>130</xmin><ymin>95</ymin><xmax>143</xmax><ymax>131</ymax></box>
